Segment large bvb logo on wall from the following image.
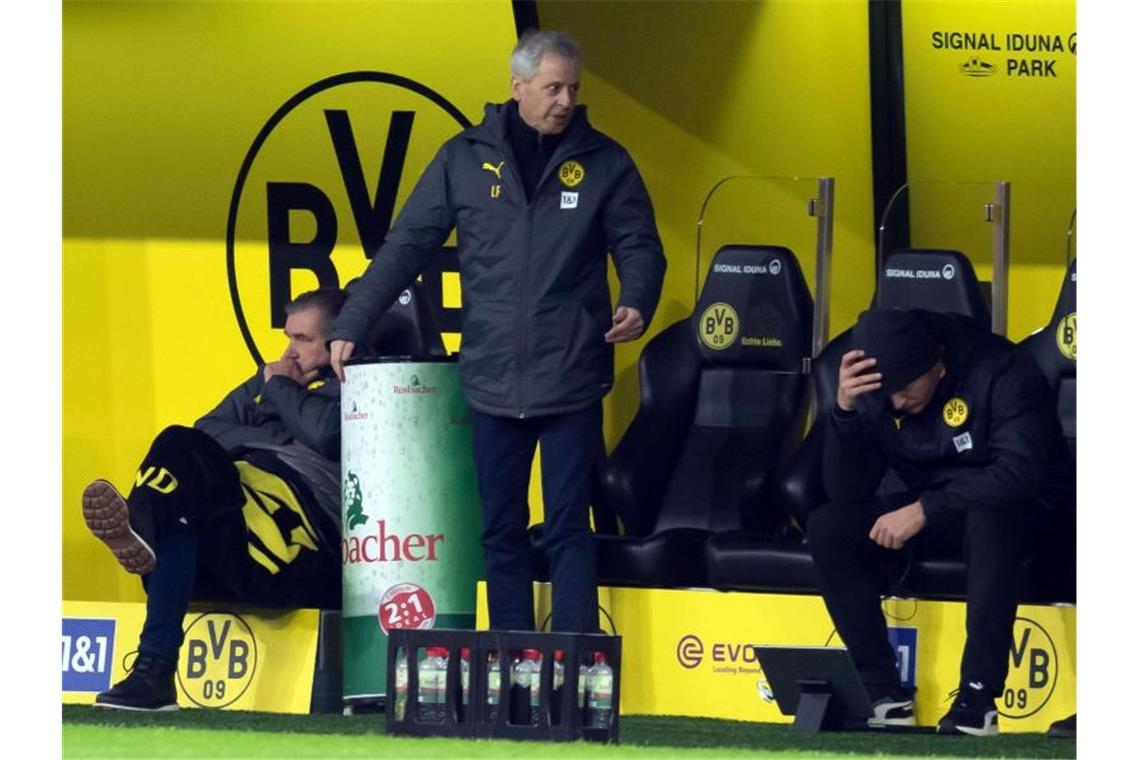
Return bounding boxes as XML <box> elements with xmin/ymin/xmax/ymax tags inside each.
<box><xmin>226</xmin><ymin>72</ymin><xmax>471</xmax><ymax>364</ymax></box>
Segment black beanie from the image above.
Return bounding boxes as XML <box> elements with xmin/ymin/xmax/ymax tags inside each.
<box><xmin>851</xmin><ymin>309</ymin><xmax>940</xmax><ymax>394</ymax></box>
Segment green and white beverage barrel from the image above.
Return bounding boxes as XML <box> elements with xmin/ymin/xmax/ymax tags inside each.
<box><xmin>340</xmin><ymin>357</ymin><xmax>484</xmax><ymax>705</ymax></box>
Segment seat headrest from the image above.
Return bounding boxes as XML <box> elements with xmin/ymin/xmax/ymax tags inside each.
<box><xmin>691</xmin><ymin>245</ymin><xmax>813</xmax><ymax>370</ymax></box>
<box><xmin>346</xmin><ymin>278</ymin><xmax>447</xmax><ymax>358</ymax></box>
<box><xmin>1051</xmin><ymin>259</ymin><xmax>1076</xmax><ymax>327</ymax></box>
<box><xmin>1040</xmin><ymin>259</ymin><xmax>1076</xmax><ymax>367</ymax></box>
<box><xmin>876</xmin><ymin>249</ymin><xmax>990</xmax><ymax>326</ymax></box>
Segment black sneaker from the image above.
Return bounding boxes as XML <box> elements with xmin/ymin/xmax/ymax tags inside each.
<box><xmin>83</xmin><ymin>480</ymin><xmax>156</xmax><ymax>575</ymax></box>
<box><xmin>937</xmin><ymin>681</ymin><xmax>999</xmax><ymax>736</ymax></box>
<box><xmin>1047</xmin><ymin>713</ymin><xmax>1076</xmax><ymax>739</ymax></box>
<box><xmin>866</xmin><ymin>686</ymin><xmax>916</xmax><ymax>728</ymax></box>
<box><xmin>94</xmin><ymin>652</ymin><xmax>179</xmax><ymax>711</ymax></box>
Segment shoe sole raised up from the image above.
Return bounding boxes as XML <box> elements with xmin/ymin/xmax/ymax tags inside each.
<box><xmin>83</xmin><ymin>480</ymin><xmax>156</xmax><ymax>575</ymax></box>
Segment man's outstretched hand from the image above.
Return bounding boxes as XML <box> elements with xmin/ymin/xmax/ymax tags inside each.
<box><xmin>604</xmin><ymin>306</ymin><xmax>645</xmax><ymax>343</ymax></box>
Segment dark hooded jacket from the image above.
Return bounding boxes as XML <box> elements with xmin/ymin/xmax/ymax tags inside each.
<box><xmin>194</xmin><ymin>368</ymin><xmax>341</xmax><ymax>541</ymax></box>
<box><xmin>329</xmin><ymin>101</ymin><xmax>666</xmax><ymax>418</ymax></box>
<box><xmin>823</xmin><ymin>311</ymin><xmax>1074</xmax><ymax>526</ymax></box>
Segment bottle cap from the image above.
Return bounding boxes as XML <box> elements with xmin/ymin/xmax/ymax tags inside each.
<box><xmin>426</xmin><ymin>646</ymin><xmax>449</xmax><ymax>657</ymax></box>
<box><xmin>460</xmin><ymin>647</ymin><xmax>471</xmax><ymax>658</ymax></box>
<box><xmin>553</xmin><ymin>650</ymin><xmax>565</xmax><ymax>662</ymax></box>
<box><xmin>522</xmin><ymin>648</ymin><xmax>543</xmax><ymax>660</ymax></box>
<box><xmin>593</xmin><ymin>651</ymin><xmax>607</xmax><ymax>665</ymax></box>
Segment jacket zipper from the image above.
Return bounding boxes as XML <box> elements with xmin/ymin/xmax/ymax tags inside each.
<box><xmin>518</xmin><ymin>204</ymin><xmax>534</xmax><ymax>418</ymax></box>
<box><xmin>501</xmin><ymin>143</ymin><xmax>530</xmax><ymax>419</ymax></box>
<box><xmin>484</xmin><ymin>125</ymin><xmax>604</xmax><ymax>418</ymax></box>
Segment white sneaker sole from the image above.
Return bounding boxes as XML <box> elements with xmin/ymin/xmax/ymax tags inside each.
<box><xmin>937</xmin><ymin>712</ymin><xmax>999</xmax><ymax>737</ymax></box>
<box><xmin>82</xmin><ymin>480</ymin><xmax>156</xmax><ymax>575</ymax></box>
<box><xmin>868</xmin><ymin>699</ymin><xmax>916</xmax><ymax>728</ymax></box>
<box><xmin>951</xmin><ymin>722</ymin><xmax>999</xmax><ymax>737</ymax></box>
<box><xmin>93</xmin><ymin>701</ymin><xmax>179</xmax><ymax>712</ymax></box>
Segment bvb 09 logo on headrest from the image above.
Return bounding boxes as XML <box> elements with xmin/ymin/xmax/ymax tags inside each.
<box><xmin>1056</xmin><ymin>313</ymin><xmax>1076</xmax><ymax>360</ymax></box>
<box><xmin>700</xmin><ymin>302</ymin><xmax>738</xmax><ymax>351</ymax></box>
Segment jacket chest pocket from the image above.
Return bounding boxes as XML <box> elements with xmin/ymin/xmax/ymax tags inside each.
<box><xmin>894</xmin><ymin>408</ymin><xmax>987</xmax><ymax>463</ymax></box>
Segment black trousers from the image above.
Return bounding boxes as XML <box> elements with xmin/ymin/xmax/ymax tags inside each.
<box><xmin>130</xmin><ymin>425</ymin><xmax>339</xmax><ymax>660</ymax></box>
<box><xmin>469</xmin><ymin>403</ymin><xmax>603</xmax><ymax>633</ymax></box>
<box><xmin>806</xmin><ymin>499</ymin><xmax>1027</xmax><ymax>696</ymax></box>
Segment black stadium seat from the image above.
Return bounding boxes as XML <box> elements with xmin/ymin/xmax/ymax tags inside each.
<box><xmin>1020</xmin><ymin>260</ymin><xmax>1076</xmax><ymax>456</ymax></box>
<box><xmin>1018</xmin><ymin>260</ymin><xmax>1077</xmax><ymax>603</ymax></box>
<box><xmin>348</xmin><ymin>278</ymin><xmax>447</xmax><ymax>358</ymax></box>
<box><xmin>593</xmin><ymin>245</ymin><xmax>814</xmax><ymax>588</ymax></box>
<box><xmin>875</xmin><ymin>248</ymin><xmax>992</xmax><ymax>322</ymax></box>
<box><xmin>706</xmin><ymin>249</ymin><xmax>995</xmax><ymax>596</ymax></box>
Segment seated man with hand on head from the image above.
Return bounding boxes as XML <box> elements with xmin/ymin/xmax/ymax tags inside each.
<box><xmin>82</xmin><ymin>287</ymin><xmax>346</xmax><ymax>711</ymax></box>
<box><xmin>806</xmin><ymin>307</ymin><xmax>1072</xmax><ymax>735</ymax></box>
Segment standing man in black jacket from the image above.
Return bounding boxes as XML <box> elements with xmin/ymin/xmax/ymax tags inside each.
<box><xmin>83</xmin><ymin>287</ymin><xmax>346</xmax><ymax>711</ymax></box>
<box><xmin>328</xmin><ymin>30</ymin><xmax>666</xmax><ymax>633</ymax></box>
<box><xmin>807</xmin><ymin>308</ymin><xmax>1072</xmax><ymax>736</ymax></box>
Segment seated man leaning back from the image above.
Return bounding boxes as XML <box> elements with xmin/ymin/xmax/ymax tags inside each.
<box><xmin>81</xmin><ymin>287</ymin><xmax>346</xmax><ymax>711</ymax></box>
<box><xmin>806</xmin><ymin>307</ymin><xmax>1072</xmax><ymax>736</ymax></box>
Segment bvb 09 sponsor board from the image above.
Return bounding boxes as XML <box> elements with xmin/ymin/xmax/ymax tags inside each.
<box><xmin>340</xmin><ymin>361</ymin><xmax>484</xmax><ymax>699</ymax></box>
<box><xmin>63</xmin><ymin>602</ymin><xmax>319</xmax><ymax>713</ymax></box>
<box><xmin>665</xmin><ymin>608</ymin><xmax>1069</xmax><ymax>730</ymax></box>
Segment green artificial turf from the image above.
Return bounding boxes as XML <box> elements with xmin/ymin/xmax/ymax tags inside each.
<box><xmin>62</xmin><ymin>706</ymin><xmax>1075</xmax><ymax>759</ymax></box>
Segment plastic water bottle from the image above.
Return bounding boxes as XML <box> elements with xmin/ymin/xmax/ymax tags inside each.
<box><xmin>578</xmin><ymin>658</ymin><xmax>588</xmax><ymax>720</ymax></box>
<box><xmin>527</xmin><ymin>650</ymin><xmax>544</xmax><ymax>723</ymax></box>
<box><xmin>459</xmin><ymin>647</ymin><xmax>471</xmax><ymax>716</ymax></box>
<box><xmin>416</xmin><ymin>646</ymin><xmax>448</xmax><ymax>722</ymax></box>
<box><xmin>510</xmin><ymin>648</ymin><xmax>542</xmax><ymax>725</ymax></box>
<box><xmin>393</xmin><ymin>649</ymin><xmax>408</xmax><ymax>721</ymax></box>
<box><xmin>585</xmin><ymin>651</ymin><xmax>614</xmax><ymax>728</ymax></box>
<box><xmin>551</xmin><ymin>650</ymin><xmax>566</xmax><ymax>725</ymax></box>
<box><xmin>485</xmin><ymin>650</ymin><xmax>501</xmax><ymax>722</ymax></box>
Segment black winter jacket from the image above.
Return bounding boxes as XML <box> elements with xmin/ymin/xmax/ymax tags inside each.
<box><xmin>329</xmin><ymin>102</ymin><xmax>666</xmax><ymax>417</ymax></box>
<box><xmin>823</xmin><ymin>311</ymin><xmax>1073</xmax><ymax>526</ymax></box>
<box><xmin>194</xmin><ymin>368</ymin><xmax>342</xmax><ymax>533</ymax></box>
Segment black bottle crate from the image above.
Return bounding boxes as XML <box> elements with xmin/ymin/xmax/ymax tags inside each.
<box><xmin>385</xmin><ymin>628</ymin><xmax>621</xmax><ymax>742</ymax></box>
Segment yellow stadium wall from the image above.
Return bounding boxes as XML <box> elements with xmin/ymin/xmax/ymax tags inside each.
<box><xmin>64</xmin><ymin>1</ymin><xmax>880</xmax><ymax>599</ymax></box>
<box><xmin>541</xmin><ymin>0</ymin><xmax>879</xmax><ymax>445</ymax></box>
<box><xmin>63</xmin><ymin>1</ymin><xmax>1074</xmax><ymax>602</ymax></box>
<box><xmin>900</xmin><ymin>0</ymin><xmax>1076</xmax><ymax>339</ymax></box>
<box><xmin>63</xmin><ymin>0</ymin><xmax>519</xmax><ymax>601</ymax></box>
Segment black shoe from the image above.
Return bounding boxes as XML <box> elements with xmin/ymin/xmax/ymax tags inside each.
<box><xmin>94</xmin><ymin>652</ymin><xmax>179</xmax><ymax>711</ymax></box>
<box><xmin>83</xmin><ymin>480</ymin><xmax>156</xmax><ymax>575</ymax></box>
<box><xmin>937</xmin><ymin>681</ymin><xmax>999</xmax><ymax>736</ymax></box>
<box><xmin>866</xmin><ymin>685</ymin><xmax>916</xmax><ymax>728</ymax></box>
<box><xmin>1047</xmin><ymin>713</ymin><xmax>1076</xmax><ymax>738</ymax></box>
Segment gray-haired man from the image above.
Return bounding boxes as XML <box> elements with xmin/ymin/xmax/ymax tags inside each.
<box><xmin>328</xmin><ymin>30</ymin><xmax>666</xmax><ymax>632</ymax></box>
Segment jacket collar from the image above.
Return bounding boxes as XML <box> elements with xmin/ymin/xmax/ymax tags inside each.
<box><xmin>466</xmin><ymin>100</ymin><xmax>606</xmax><ymax>154</ymax></box>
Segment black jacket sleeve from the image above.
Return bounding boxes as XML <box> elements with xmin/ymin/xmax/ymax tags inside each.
<box><xmin>602</xmin><ymin>149</ymin><xmax>666</xmax><ymax>329</ymax></box>
<box><xmin>258</xmin><ymin>376</ymin><xmax>342</xmax><ymax>460</ymax></box>
<box><xmin>920</xmin><ymin>353</ymin><xmax>1057</xmax><ymax>525</ymax></box>
<box><xmin>193</xmin><ymin>373</ymin><xmax>292</xmax><ymax>450</ymax></box>
<box><xmin>329</xmin><ymin>145</ymin><xmax>456</xmax><ymax>346</ymax></box>
<box><xmin>822</xmin><ymin>405</ymin><xmax>888</xmax><ymax>505</ymax></box>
